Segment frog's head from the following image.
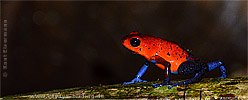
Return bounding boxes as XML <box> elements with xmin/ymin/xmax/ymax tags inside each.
<box><xmin>121</xmin><ymin>31</ymin><xmax>146</xmax><ymax>56</ymax></box>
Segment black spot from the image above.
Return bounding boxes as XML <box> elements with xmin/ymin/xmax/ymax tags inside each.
<box><xmin>167</xmin><ymin>52</ymin><xmax>170</xmax><ymax>56</ymax></box>
<box><xmin>153</xmin><ymin>44</ymin><xmax>155</xmax><ymax>46</ymax></box>
<box><xmin>177</xmin><ymin>47</ymin><xmax>178</xmax><ymax>49</ymax></box>
<box><xmin>161</xmin><ymin>42</ymin><xmax>163</xmax><ymax>43</ymax></box>
<box><xmin>180</xmin><ymin>56</ymin><xmax>182</xmax><ymax>58</ymax></box>
<box><xmin>145</xmin><ymin>45</ymin><xmax>147</xmax><ymax>47</ymax></box>
<box><xmin>156</xmin><ymin>52</ymin><xmax>157</xmax><ymax>53</ymax></box>
<box><xmin>170</xmin><ymin>45</ymin><xmax>172</xmax><ymax>50</ymax></box>
<box><xmin>139</xmin><ymin>48</ymin><xmax>141</xmax><ymax>51</ymax></box>
<box><xmin>179</xmin><ymin>54</ymin><xmax>180</xmax><ymax>56</ymax></box>
<box><xmin>177</xmin><ymin>58</ymin><xmax>178</xmax><ymax>60</ymax></box>
<box><xmin>175</xmin><ymin>53</ymin><xmax>177</xmax><ymax>55</ymax></box>
<box><xmin>148</xmin><ymin>48</ymin><xmax>150</xmax><ymax>49</ymax></box>
<box><xmin>161</xmin><ymin>47</ymin><xmax>162</xmax><ymax>50</ymax></box>
<box><xmin>166</xmin><ymin>42</ymin><xmax>168</xmax><ymax>45</ymax></box>
<box><xmin>159</xmin><ymin>51</ymin><xmax>160</xmax><ymax>52</ymax></box>
<box><xmin>182</xmin><ymin>53</ymin><xmax>184</xmax><ymax>55</ymax></box>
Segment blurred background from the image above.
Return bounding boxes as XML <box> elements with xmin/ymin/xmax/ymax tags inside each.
<box><xmin>1</xmin><ymin>1</ymin><xmax>247</xmax><ymax>97</ymax></box>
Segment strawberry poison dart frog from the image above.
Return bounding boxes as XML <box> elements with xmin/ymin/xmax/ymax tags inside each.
<box><xmin>121</xmin><ymin>31</ymin><xmax>226</xmax><ymax>88</ymax></box>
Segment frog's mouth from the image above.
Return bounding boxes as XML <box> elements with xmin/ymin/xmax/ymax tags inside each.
<box><xmin>121</xmin><ymin>43</ymin><xmax>137</xmax><ymax>55</ymax></box>
<box><xmin>121</xmin><ymin>41</ymin><xmax>137</xmax><ymax>55</ymax></box>
<box><xmin>130</xmin><ymin>51</ymin><xmax>137</xmax><ymax>55</ymax></box>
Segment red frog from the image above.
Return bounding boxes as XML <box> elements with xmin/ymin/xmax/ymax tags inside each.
<box><xmin>121</xmin><ymin>31</ymin><xmax>226</xmax><ymax>88</ymax></box>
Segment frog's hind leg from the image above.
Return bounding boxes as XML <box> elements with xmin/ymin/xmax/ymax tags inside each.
<box><xmin>169</xmin><ymin>61</ymin><xmax>208</xmax><ymax>89</ymax></box>
<box><xmin>207</xmin><ymin>60</ymin><xmax>227</xmax><ymax>78</ymax></box>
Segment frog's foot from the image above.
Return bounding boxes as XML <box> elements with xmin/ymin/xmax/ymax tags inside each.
<box><xmin>169</xmin><ymin>73</ymin><xmax>203</xmax><ymax>89</ymax></box>
<box><xmin>152</xmin><ymin>80</ymin><xmax>173</xmax><ymax>88</ymax></box>
<box><xmin>218</xmin><ymin>65</ymin><xmax>227</xmax><ymax>78</ymax></box>
<box><xmin>169</xmin><ymin>81</ymin><xmax>189</xmax><ymax>89</ymax></box>
<box><xmin>122</xmin><ymin>78</ymin><xmax>147</xmax><ymax>85</ymax></box>
<box><xmin>208</xmin><ymin>61</ymin><xmax>227</xmax><ymax>78</ymax></box>
<box><xmin>218</xmin><ymin>74</ymin><xmax>227</xmax><ymax>78</ymax></box>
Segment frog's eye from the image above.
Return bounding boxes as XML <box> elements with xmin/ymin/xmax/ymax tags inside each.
<box><xmin>130</xmin><ymin>38</ymin><xmax>140</xmax><ymax>47</ymax></box>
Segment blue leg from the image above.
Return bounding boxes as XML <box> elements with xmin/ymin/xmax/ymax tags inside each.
<box><xmin>169</xmin><ymin>61</ymin><xmax>208</xmax><ymax>89</ymax></box>
<box><xmin>153</xmin><ymin>64</ymin><xmax>173</xmax><ymax>88</ymax></box>
<box><xmin>207</xmin><ymin>60</ymin><xmax>227</xmax><ymax>78</ymax></box>
<box><xmin>123</xmin><ymin>60</ymin><xmax>150</xmax><ymax>85</ymax></box>
<box><xmin>169</xmin><ymin>73</ymin><xmax>203</xmax><ymax>89</ymax></box>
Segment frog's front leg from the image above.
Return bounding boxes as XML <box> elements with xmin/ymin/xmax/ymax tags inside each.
<box><xmin>123</xmin><ymin>60</ymin><xmax>150</xmax><ymax>85</ymax></box>
<box><xmin>153</xmin><ymin>64</ymin><xmax>173</xmax><ymax>88</ymax></box>
<box><xmin>150</xmin><ymin>55</ymin><xmax>173</xmax><ymax>88</ymax></box>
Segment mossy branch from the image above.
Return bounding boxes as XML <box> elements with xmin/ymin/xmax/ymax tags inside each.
<box><xmin>3</xmin><ymin>77</ymin><xmax>248</xmax><ymax>99</ymax></box>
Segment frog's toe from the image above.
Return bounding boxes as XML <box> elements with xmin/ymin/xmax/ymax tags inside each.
<box><xmin>132</xmin><ymin>78</ymin><xmax>147</xmax><ymax>83</ymax></box>
<box><xmin>142</xmin><ymin>80</ymin><xmax>147</xmax><ymax>82</ymax></box>
<box><xmin>135</xmin><ymin>78</ymin><xmax>145</xmax><ymax>82</ymax></box>
<box><xmin>169</xmin><ymin>82</ymin><xmax>185</xmax><ymax>89</ymax></box>
<box><xmin>168</xmin><ymin>84</ymin><xmax>177</xmax><ymax>89</ymax></box>
<box><xmin>169</xmin><ymin>83</ymin><xmax>188</xmax><ymax>89</ymax></box>
<box><xmin>218</xmin><ymin>74</ymin><xmax>227</xmax><ymax>78</ymax></box>
<box><xmin>123</xmin><ymin>78</ymin><xmax>147</xmax><ymax>85</ymax></box>
<box><xmin>152</xmin><ymin>84</ymin><xmax>163</xmax><ymax>88</ymax></box>
<box><xmin>122</xmin><ymin>81</ymin><xmax>135</xmax><ymax>85</ymax></box>
<box><xmin>152</xmin><ymin>82</ymin><xmax>172</xmax><ymax>88</ymax></box>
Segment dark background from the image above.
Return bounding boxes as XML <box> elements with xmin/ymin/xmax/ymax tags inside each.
<box><xmin>1</xmin><ymin>1</ymin><xmax>247</xmax><ymax>97</ymax></box>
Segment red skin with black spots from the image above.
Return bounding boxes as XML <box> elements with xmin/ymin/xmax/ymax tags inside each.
<box><xmin>121</xmin><ymin>31</ymin><xmax>189</xmax><ymax>72</ymax></box>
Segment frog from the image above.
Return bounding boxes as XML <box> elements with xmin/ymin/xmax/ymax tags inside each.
<box><xmin>121</xmin><ymin>31</ymin><xmax>226</xmax><ymax>88</ymax></box>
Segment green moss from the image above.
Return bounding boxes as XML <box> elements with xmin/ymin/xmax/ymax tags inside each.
<box><xmin>2</xmin><ymin>77</ymin><xmax>248</xmax><ymax>99</ymax></box>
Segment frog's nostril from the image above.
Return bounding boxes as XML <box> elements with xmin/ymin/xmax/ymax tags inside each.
<box><xmin>122</xmin><ymin>39</ymin><xmax>125</xmax><ymax>43</ymax></box>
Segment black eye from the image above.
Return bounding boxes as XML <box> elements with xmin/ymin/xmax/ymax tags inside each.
<box><xmin>130</xmin><ymin>38</ymin><xmax>140</xmax><ymax>47</ymax></box>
